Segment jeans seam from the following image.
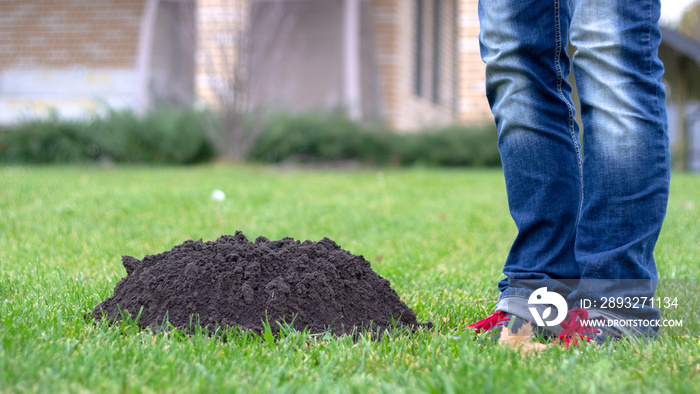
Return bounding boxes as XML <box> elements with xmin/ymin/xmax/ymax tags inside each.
<box><xmin>554</xmin><ymin>0</ymin><xmax>584</xmax><ymax>216</ymax></box>
<box><xmin>644</xmin><ymin>0</ymin><xmax>653</xmax><ymax>75</ymax></box>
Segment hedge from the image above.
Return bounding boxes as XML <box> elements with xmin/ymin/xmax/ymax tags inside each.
<box><xmin>0</xmin><ymin>110</ymin><xmax>500</xmax><ymax>167</ymax></box>
<box><xmin>0</xmin><ymin>109</ymin><xmax>221</xmax><ymax>165</ymax></box>
<box><xmin>246</xmin><ymin>112</ymin><xmax>501</xmax><ymax>167</ymax></box>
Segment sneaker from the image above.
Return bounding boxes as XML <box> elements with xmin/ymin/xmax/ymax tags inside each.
<box><xmin>556</xmin><ymin>308</ymin><xmax>654</xmax><ymax>347</ymax></box>
<box><xmin>468</xmin><ymin>311</ymin><xmax>550</xmax><ymax>352</ymax></box>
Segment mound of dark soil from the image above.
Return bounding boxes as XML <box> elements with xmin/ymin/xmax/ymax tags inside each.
<box><xmin>93</xmin><ymin>231</ymin><xmax>424</xmax><ymax>335</ymax></box>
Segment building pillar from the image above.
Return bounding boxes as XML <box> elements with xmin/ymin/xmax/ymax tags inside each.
<box><xmin>136</xmin><ymin>0</ymin><xmax>160</xmax><ymax>114</ymax></box>
<box><xmin>344</xmin><ymin>0</ymin><xmax>362</xmax><ymax>120</ymax></box>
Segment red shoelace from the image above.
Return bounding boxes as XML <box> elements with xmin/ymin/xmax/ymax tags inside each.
<box><xmin>467</xmin><ymin>310</ymin><xmax>509</xmax><ymax>332</ymax></box>
<box><xmin>556</xmin><ymin>308</ymin><xmax>601</xmax><ymax>347</ymax></box>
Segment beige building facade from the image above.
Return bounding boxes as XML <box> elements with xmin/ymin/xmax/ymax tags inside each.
<box><xmin>0</xmin><ymin>0</ymin><xmax>196</xmax><ymax>123</ymax></box>
<box><xmin>196</xmin><ymin>0</ymin><xmax>249</xmax><ymax>113</ymax></box>
<box><xmin>0</xmin><ymin>0</ymin><xmax>493</xmax><ymax>129</ymax></box>
<box><xmin>0</xmin><ymin>1</ymin><xmax>144</xmax><ymax>123</ymax></box>
<box><xmin>371</xmin><ymin>0</ymin><xmax>461</xmax><ymax>130</ymax></box>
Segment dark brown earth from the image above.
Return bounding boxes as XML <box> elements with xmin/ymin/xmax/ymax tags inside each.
<box><xmin>93</xmin><ymin>231</ymin><xmax>424</xmax><ymax>335</ymax></box>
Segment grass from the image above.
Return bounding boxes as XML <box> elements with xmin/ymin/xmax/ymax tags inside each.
<box><xmin>0</xmin><ymin>164</ymin><xmax>699</xmax><ymax>393</ymax></box>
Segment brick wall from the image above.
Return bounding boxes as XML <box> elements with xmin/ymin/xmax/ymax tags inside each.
<box><xmin>0</xmin><ymin>1</ymin><xmax>146</xmax><ymax>123</ymax></box>
<box><xmin>370</xmin><ymin>0</ymin><xmax>458</xmax><ymax>131</ymax></box>
<box><xmin>0</xmin><ymin>1</ymin><xmax>143</xmax><ymax>69</ymax></box>
<box><xmin>369</xmin><ymin>0</ymin><xmax>401</xmax><ymax>126</ymax></box>
<box><xmin>195</xmin><ymin>0</ymin><xmax>249</xmax><ymax>110</ymax></box>
<box><xmin>457</xmin><ymin>0</ymin><xmax>492</xmax><ymax>125</ymax></box>
<box><xmin>403</xmin><ymin>0</ymin><xmax>457</xmax><ymax>130</ymax></box>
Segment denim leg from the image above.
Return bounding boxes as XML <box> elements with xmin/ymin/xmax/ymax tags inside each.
<box><xmin>567</xmin><ymin>0</ymin><xmax>670</xmax><ymax>322</ymax></box>
<box><xmin>478</xmin><ymin>0</ymin><xmax>582</xmax><ymax>302</ymax></box>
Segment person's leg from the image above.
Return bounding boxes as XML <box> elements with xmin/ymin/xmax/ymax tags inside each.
<box><xmin>478</xmin><ymin>0</ymin><xmax>581</xmax><ymax>319</ymax></box>
<box><xmin>567</xmin><ymin>0</ymin><xmax>670</xmax><ymax>328</ymax></box>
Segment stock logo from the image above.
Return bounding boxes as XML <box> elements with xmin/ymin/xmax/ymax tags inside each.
<box><xmin>528</xmin><ymin>287</ymin><xmax>567</xmax><ymax>326</ymax></box>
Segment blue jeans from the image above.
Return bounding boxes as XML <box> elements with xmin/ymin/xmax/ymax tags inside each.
<box><xmin>479</xmin><ymin>0</ymin><xmax>670</xmax><ymax>329</ymax></box>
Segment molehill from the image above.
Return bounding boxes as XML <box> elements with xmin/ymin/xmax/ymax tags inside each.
<box><xmin>93</xmin><ymin>231</ymin><xmax>424</xmax><ymax>335</ymax></box>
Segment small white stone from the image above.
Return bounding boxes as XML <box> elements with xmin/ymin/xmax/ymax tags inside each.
<box><xmin>211</xmin><ymin>189</ymin><xmax>225</xmax><ymax>202</ymax></box>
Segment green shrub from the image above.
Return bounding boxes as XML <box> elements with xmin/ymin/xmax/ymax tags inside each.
<box><xmin>246</xmin><ymin>112</ymin><xmax>388</xmax><ymax>163</ymax></box>
<box><xmin>400</xmin><ymin>125</ymin><xmax>501</xmax><ymax>167</ymax></box>
<box><xmin>0</xmin><ymin>117</ymin><xmax>98</xmax><ymax>164</ymax></box>
<box><xmin>247</xmin><ymin>112</ymin><xmax>501</xmax><ymax>167</ymax></box>
<box><xmin>0</xmin><ymin>108</ymin><xmax>221</xmax><ymax>165</ymax></box>
<box><xmin>0</xmin><ymin>109</ymin><xmax>500</xmax><ymax>167</ymax></box>
<box><xmin>88</xmin><ymin>109</ymin><xmax>221</xmax><ymax>164</ymax></box>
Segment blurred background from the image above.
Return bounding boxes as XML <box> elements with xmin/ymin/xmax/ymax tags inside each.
<box><xmin>0</xmin><ymin>0</ymin><xmax>698</xmax><ymax>170</ymax></box>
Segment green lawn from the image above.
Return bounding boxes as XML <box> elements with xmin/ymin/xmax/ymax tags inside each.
<box><xmin>1</xmin><ymin>165</ymin><xmax>699</xmax><ymax>393</ymax></box>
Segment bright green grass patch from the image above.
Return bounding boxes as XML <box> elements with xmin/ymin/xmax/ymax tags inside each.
<box><xmin>1</xmin><ymin>165</ymin><xmax>699</xmax><ymax>393</ymax></box>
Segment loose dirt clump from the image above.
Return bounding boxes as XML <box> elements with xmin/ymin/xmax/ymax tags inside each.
<box><xmin>93</xmin><ymin>231</ymin><xmax>424</xmax><ymax>335</ymax></box>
